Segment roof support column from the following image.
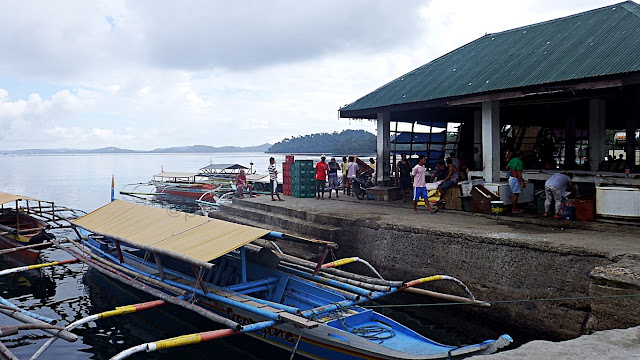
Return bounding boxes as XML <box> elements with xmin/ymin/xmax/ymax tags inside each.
<box><xmin>589</xmin><ymin>98</ymin><xmax>606</xmax><ymax>171</ymax></box>
<box><xmin>482</xmin><ymin>100</ymin><xmax>500</xmax><ymax>183</ymax></box>
<box><xmin>376</xmin><ymin>112</ymin><xmax>391</xmax><ymax>186</ymax></box>
<box><xmin>565</xmin><ymin>114</ymin><xmax>576</xmax><ymax>168</ymax></box>
<box><xmin>473</xmin><ymin>110</ymin><xmax>482</xmax><ymax>170</ymax></box>
<box><xmin>626</xmin><ymin>117</ymin><xmax>637</xmax><ymax>167</ymax></box>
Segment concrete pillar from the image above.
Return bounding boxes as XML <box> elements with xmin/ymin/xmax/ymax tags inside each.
<box><xmin>589</xmin><ymin>98</ymin><xmax>606</xmax><ymax>171</ymax></box>
<box><xmin>474</xmin><ymin>110</ymin><xmax>482</xmax><ymax>170</ymax></box>
<box><xmin>625</xmin><ymin>118</ymin><xmax>637</xmax><ymax>167</ymax></box>
<box><xmin>376</xmin><ymin>112</ymin><xmax>391</xmax><ymax>186</ymax></box>
<box><xmin>482</xmin><ymin>101</ymin><xmax>500</xmax><ymax>183</ymax></box>
<box><xmin>565</xmin><ymin>114</ymin><xmax>576</xmax><ymax>169</ymax></box>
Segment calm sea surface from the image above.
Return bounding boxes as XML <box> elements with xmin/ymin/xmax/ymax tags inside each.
<box><xmin>0</xmin><ymin>153</ymin><xmax>521</xmax><ymax>359</ymax></box>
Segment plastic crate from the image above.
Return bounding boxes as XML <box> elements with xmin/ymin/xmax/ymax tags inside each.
<box><xmin>294</xmin><ymin>160</ymin><xmax>314</xmax><ymax>170</ymax></box>
<box><xmin>285</xmin><ymin>155</ymin><xmax>295</xmax><ymax>164</ymax></box>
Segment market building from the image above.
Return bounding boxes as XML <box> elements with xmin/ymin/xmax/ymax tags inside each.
<box><xmin>339</xmin><ymin>1</ymin><xmax>640</xmax><ymax>218</ymax></box>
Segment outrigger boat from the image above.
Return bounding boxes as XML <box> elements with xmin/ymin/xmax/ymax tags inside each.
<box><xmin>56</xmin><ymin>200</ymin><xmax>511</xmax><ymax>359</ymax></box>
<box><xmin>150</xmin><ymin>171</ymin><xmax>224</xmax><ymax>201</ymax></box>
<box><xmin>0</xmin><ymin>192</ymin><xmax>74</xmax><ymax>263</ymax></box>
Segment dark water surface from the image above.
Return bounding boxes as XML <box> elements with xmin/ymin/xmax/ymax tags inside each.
<box><xmin>0</xmin><ymin>153</ymin><xmax>527</xmax><ymax>359</ymax></box>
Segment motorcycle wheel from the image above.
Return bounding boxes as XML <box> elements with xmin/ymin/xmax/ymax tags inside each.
<box><xmin>355</xmin><ymin>187</ymin><xmax>365</xmax><ymax>200</ymax></box>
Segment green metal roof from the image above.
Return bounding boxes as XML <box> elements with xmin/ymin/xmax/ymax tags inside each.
<box><xmin>341</xmin><ymin>1</ymin><xmax>640</xmax><ymax>115</ymax></box>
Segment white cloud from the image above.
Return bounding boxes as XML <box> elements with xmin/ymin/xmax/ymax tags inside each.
<box><xmin>0</xmin><ymin>0</ymin><xmax>624</xmax><ymax>150</ymax></box>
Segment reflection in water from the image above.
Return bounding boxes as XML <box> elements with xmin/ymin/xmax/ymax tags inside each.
<box><xmin>81</xmin><ymin>270</ymin><xmax>285</xmax><ymax>360</ymax></box>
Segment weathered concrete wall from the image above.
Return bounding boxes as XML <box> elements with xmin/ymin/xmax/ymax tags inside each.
<box><xmin>211</xmin><ymin>199</ymin><xmax>640</xmax><ymax>340</ymax></box>
<box><xmin>340</xmin><ymin>226</ymin><xmax>611</xmax><ymax>340</ymax></box>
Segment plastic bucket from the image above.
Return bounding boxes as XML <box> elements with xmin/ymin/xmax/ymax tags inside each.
<box><xmin>491</xmin><ymin>201</ymin><xmax>504</xmax><ymax>215</ymax></box>
<box><xmin>562</xmin><ymin>205</ymin><xmax>576</xmax><ymax>220</ymax></box>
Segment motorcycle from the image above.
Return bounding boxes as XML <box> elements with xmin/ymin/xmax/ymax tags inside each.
<box><xmin>352</xmin><ymin>173</ymin><xmax>374</xmax><ymax>200</ymax></box>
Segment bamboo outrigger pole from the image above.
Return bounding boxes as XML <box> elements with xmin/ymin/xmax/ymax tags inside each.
<box><xmin>110</xmin><ymin>320</ymin><xmax>277</xmax><ymax>360</ymax></box>
<box><xmin>30</xmin><ymin>300</ymin><xmax>167</xmax><ymax>360</ymax></box>
<box><xmin>0</xmin><ymin>241</ymin><xmax>54</xmax><ymax>256</ymax></box>
<box><xmin>0</xmin><ymin>259</ymin><xmax>77</xmax><ymax>276</ymax></box>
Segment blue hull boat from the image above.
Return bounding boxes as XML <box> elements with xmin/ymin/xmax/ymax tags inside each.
<box><xmin>65</xmin><ymin>200</ymin><xmax>511</xmax><ymax>359</ymax></box>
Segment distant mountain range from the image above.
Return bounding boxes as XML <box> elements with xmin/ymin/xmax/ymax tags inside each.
<box><xmin>1</xmin><ymin>144</ymin><xmax>272</xmax><ymax>155</ymax></box>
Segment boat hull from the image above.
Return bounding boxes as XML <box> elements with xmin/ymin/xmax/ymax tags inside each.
<box><xmin>78</xmin><ymin>233</ymin><xmax>510</xmax><ymax>360</ymax></box>
<box><xmin>0</xmin><ymin>211</ymin><xmax>46</xmax><ymax>263</ymax></box>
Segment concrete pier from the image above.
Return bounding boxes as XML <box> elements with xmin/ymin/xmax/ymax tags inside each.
<box><xmin>210</xmin><ymin>195</ymin><xmax>640</xmax><ymax>341</ymax></box>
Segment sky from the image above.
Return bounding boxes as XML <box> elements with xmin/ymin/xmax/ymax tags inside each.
<box><xmin>0</xmin><ymin>0</ymin><xmax>625</xmax><ymax>150</ymax></box>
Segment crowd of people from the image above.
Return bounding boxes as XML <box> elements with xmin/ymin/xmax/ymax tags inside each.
<box><xmin>235</xmin><ymin>152</ymin><xmax>579</xmax><ymax>219</ymax></box>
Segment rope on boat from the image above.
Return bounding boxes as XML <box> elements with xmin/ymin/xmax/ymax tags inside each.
<box><xmin>363</xmin><ymin>293</ymin><xmax>640</xmax><ymax>309</ymax></box>
<box><xmin>289</xmin><ymin>329</ymin><xmax>304</xmax><ymax>360</ymax></box>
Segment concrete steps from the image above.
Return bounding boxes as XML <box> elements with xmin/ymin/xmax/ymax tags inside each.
<box><xmin>209</xmin><ymin>200</ymin><xmax>342</xmax><ymax>242</ymax></box>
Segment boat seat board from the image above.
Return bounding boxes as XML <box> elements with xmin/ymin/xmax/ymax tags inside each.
<box><xmin>72</xmin><ymin>200</ymin><xmax>270</xmax><ymax>263</ymax></box>
<box><xmin>279</xmin><ymin>312</ymin><xmax>320</xmax><ymax>329</ymax></box>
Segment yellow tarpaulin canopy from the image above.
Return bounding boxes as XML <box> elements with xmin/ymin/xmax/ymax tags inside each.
<box><xmin>0</xmin><ymin>192</ymin><xmax>41</xmax><ymax>206</ymax></box>
<box><xmin>72</xmin><ymin>200</ymin><xmax>270</xmax><ymax>267</ymax></box>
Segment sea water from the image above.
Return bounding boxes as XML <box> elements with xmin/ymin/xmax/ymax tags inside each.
<box><xmin>0</xmin><ymin>153</ymin><xmax>518</xmax><ymax>359</ymax></box>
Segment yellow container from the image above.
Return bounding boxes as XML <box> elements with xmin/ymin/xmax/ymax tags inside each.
<box><xmin>491</xmin><ymin>201</ymin><xmax>504</xmax><ymax>215</ymax></box>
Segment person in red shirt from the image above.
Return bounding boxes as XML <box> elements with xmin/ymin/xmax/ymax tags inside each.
<box><xmin>315</xmin><ymin>155</ymin><xmax>329</xmax><ymax>199</ymax></box>
<box><xmin>235</xmin><ymin>169</ymin><xmax>254</xmax><ymax>198</ymax></box>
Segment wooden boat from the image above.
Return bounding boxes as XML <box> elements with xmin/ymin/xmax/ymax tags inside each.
<box><xmin>0</xmin><ymin>192</ymin><xmax>55</xmax><ymax>263</ymax></box>
<box><xmin>66</xmin><ymin>200</ymin><xmax>512</xmax><ymax>359</ymax></box>
<box><xmin>150</xmin><ymin>171</ymin><xmax>224</xmax><ymax>201</ymax></box>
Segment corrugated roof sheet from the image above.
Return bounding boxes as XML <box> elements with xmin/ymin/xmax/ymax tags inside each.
<box><xmin>0</xmin><ymin>192</ymin><xmax>40</xmax><ymax>206</ymax></box>
<box><xmin>72</xmin><ymin>200</ymin><xmax>270</xmax><ymax>265</ymax></box>
<box><xmin>341</xmin><ymin>1</ymin><xmax>640</xmax><ymax>114</ymax></box>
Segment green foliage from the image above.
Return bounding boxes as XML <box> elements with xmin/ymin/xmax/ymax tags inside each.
<box><xmin>267</xmin><ymin>130</ymin><xmax>376</xmax><ymax>154</ymax></box>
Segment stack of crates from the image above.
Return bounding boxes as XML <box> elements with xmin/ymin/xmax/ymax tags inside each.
<box><xmin>282</xmin><ymin>155</ymin><xmax>294</xmax><ymax>196</ymax></box>
<box><xmin>292</xmin><ymin>160</ymin><xmax>316</xmax><ymax>198</ymax></box>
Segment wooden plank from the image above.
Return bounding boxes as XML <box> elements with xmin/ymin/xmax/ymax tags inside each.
<box><xmin>279</xmin><ymin>312</ymin><xmax>320</xmax><ymax>329</ymax></box>
<box><xmin>242</xmin><ymin>300</ymin><xmax>270</xmax><ymax>309</ymax></box>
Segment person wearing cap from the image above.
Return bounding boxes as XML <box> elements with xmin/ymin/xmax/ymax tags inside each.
<box><xmin>315</xmin><ymin>155</ymin><xmax>329</xmax><ymax>199</ymax></box>
<box><xmin>327</xmin><ymin>157</ymin><xmax>340</xmax><ymax>198</ymax></box>
<box><xmin>235</xmin><ymin>169</ymin><xmax>254</xmax><ymax>198</ymax></box>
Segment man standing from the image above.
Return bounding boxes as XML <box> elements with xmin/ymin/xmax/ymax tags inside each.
<box><xmin>412</xmin><ymin>155</ymin><xmax>436</xmax><ymax>214</ymax></box>
<box><xmin>315</xmin><ymin>155</ymin><xmax>329</xmax><ymax>199</ymax></box>
<box><xmin>544</xmin><ymin>172</ymin><xmax>578</xmax><ymax>218</ymax></box>
<box><xmin>396</xmin><ymin>153</ymin><xmax>412</xmax><ymax>203</ymax></box>
<box><xmin>268</xmin><ymin>157</ymin><xmax>283</xmax><ymax>201</ymax></box>
<box><xmin>346</xmin><ymin>156</ymin><xmax>359</xmax><ymax>196</ymax></box>
<box><xmin>506</xmin><ymin>150</ymin><xmax>525</xmax><ymax>213</ymax></box>
<box><xmin>341</xmin><ymin>157</ymin><xmax>348</xmax><ymax>194</ymax></box>
<box><xmin>327</xmin><ymin>157</ymin><xmax>340</xmax><ymax>199</ymax></box>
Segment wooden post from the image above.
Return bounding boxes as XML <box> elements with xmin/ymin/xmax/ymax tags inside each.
<box><xmin>313</xmin><ymin>245</ymin><xmax>330</xmax><ymax>277</ymax></box>
<box><xmin>114</xmin><ymin>240</ymin><xmax>124</xmax><ymax>263</ymax></box>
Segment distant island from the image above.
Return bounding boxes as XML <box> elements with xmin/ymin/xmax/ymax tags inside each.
<box><xmin>1</xmin><ymin>143</ymin><xmax>272</xmax><ymax>155</ymax></box>
<box><xmin>267</xmin><ymin>130</ymin><xmax>376</xmax><ymax>154</ymax></box>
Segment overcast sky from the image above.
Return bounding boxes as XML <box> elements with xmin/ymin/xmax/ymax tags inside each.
<box><xmin>0</xmin><ymin>0</ymin><xmax>623</xmax><ymax>150</ymax></box>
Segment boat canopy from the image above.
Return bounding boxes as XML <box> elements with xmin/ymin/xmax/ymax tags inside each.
<box><xmin>153</xmin><ymin>171</ymin><xmax>198</xmax><ymax>179</ymax></box>
<box><xmin>72</xmin><ymin>200</ymin><xmax>270</xmax><ymax>268</ymax></box>
<box><xmin>0</xmin><ymin>192</ymin><xmax>40</xmax><ymax>206</ymax></box>
<box><xmin>199</xmin><ymin>164</ymin><xmax>248</xmax><ymax>172</ymax></box>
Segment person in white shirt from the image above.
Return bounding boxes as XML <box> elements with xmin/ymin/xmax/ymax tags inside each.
<box><xmin>346</xmin><ymin>156</ymin><xmax>359</xmax><ymax>197</ymax></box>
<box><xmin>268</xmin><ymin>157</ymin><xmax>283</xmax><ymax>201</ymax></box>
